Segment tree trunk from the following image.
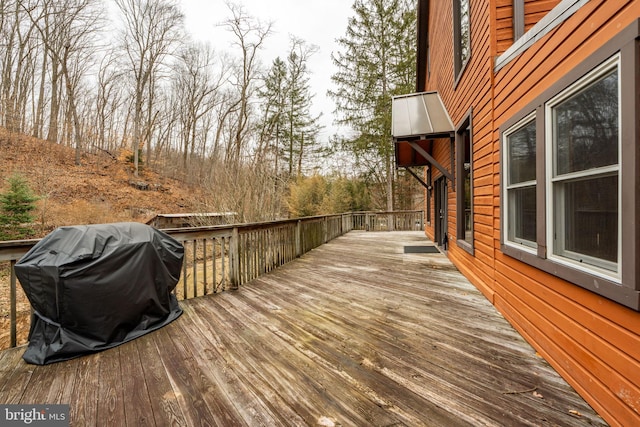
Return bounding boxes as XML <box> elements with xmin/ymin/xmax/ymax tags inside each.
<box><xmin>46</xmin><ymin>61</ymin><xmax>60</xmax><ymax>143</ymax></box>
<box><xmin>33</xmin><ymin>52</ymin><xmax>48</xmax><ymax>139</ymax></box>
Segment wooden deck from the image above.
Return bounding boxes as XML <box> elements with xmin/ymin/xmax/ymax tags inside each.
<box><xmin>0</xmin><ymin>231</ymin><xmax>606</xmax><ymax>426</ymax></box>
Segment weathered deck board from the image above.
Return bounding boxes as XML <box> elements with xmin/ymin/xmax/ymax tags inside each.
<box><xmin>0</xmin><ymin>231</ymin><xmax>606</xmax><ymax>426</ymax></box>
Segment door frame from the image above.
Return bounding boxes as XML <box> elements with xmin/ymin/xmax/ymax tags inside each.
<box><xmin>434</xmin><ymin>176</ymin><xmax>448</xmax><ymax>249</ymax></box>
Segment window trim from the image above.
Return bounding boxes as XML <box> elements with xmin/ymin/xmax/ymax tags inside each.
<box><xmin>456</xmin><ymin>110</ymin><xmax>473</xmax><ymax>254</ymax></box>
<box><xmin>499</xmin><ymin>20</ymin><xmax>640</xmax><ymax>310</ymax></box>
<box><xmin>513</xmin><ymin>0</ymin><xmax>525</xmax><ymax>41</ymax></box>
<box><xmin>453</xmin><ymin>0</ymin><xmax>471</xmax><ymax>85</ymax></box>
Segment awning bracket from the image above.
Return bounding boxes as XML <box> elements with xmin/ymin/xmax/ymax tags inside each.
<box><xmin>407</xmin><ymin>140</ymin><xmax>454</xmax><ymax>183</ymax></box>
<box><xmin>404</xmin><ymin>167</ymin><xmax>431</xmax><ymax>190</ymax></box>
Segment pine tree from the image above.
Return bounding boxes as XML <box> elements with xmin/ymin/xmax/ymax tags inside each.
<box><xmin>282</xmin><ymin>37</ymin><xmax>322</xmax><ymax>178</ymax></box>
<box><xmin>258</xmin><ymin>57</ymin><xmax>289</xmax><ymax>174</ymax></box>
<box><xmin>258</xmin><ymin>37</ymin><xmax>322</xmax><ymax>179</ymax></box>
<box><xmin>329</xmin><ymin>0</ymin><xmax>417</xmax><ymax>210</ymax></box>
<box><xmin>0</xmin><ymin>174</ymin><xmax>39</xmax><ymax>240</ymax></box>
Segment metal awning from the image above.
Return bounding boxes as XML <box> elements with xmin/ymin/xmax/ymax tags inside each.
<box><xmin>392</xmin><ymin>92</ymin><xmax>455</xmax><ymax>183</ymax></box>
<box><xmin>392</xmin><ymin>92</ymin><xmax>454</xmax><ymax>140</ymax></box>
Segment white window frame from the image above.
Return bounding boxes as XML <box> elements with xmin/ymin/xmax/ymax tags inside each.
<box><xmin>503</xmin><ymin>112</ymin><xmax>537</xmax><ymax>253</ymax></box>
<box><xmin>544</xmin><ymin>54</ymin><xmax>622</xmax><ymax>282</ymax></box>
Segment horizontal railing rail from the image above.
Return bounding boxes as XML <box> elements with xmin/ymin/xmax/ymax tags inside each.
<box><xmin>0</xmin><ymin>210</ymin><xmax>423</xmax><ymax>349</ymax></box>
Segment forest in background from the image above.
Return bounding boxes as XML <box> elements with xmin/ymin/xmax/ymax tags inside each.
<box><xmin>0</xmin><ymin>0</ymin><xmax>422</xmax><ymax>234</ymax></box>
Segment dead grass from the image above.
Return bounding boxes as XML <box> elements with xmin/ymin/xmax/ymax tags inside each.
<box><xmin>0</xmin><ymin>130</ymin><xmax>207</xmax><ymax>237</ymax></box>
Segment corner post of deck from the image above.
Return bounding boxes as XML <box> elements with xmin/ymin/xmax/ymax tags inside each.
<box><xmin>230</xmin><ymin>227</ymin><xmax>240</xmax><ymax>289</ymax></box>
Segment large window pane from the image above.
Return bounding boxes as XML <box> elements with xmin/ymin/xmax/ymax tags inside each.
<box><xmin>508</xmin><ymin>120</ymin><xmax>536</xmax><ymax>184</ymax></box>
<box><xmin>554</xmin><ymin>175</ymin><xmax>618</xmax><ymax>267</ymax></box>
<box><xmin>554</xmin><ymin>70</ymin><xmax>618</xmax><ymax>175</ymax></box>
<box><xmin>508</xmin><ymin>186</ymin><xmax>536</xmax><ymax>245</ymax></box>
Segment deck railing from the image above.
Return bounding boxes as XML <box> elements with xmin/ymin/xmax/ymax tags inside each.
<box><xmin>0</xmin><ymin>210</ymin><xmax>423</xmax><ymax>349</ymax></box>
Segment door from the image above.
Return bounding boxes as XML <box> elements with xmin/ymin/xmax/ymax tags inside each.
<box><xmin>434</xmin><ymin>177</ymin><xmax>448</xmax><ymax>249</ymax></box>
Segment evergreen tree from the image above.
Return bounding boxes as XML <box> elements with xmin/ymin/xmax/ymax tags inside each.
<box><xmin>283</xmin><ymin>37</ymin><xmax>322</xmax><ymax>177</ymax></box>
<box><xmin>258</xmin><ymin>57</ymin><xmax>289</xmax><ymax>174</ymax></box>
<box><xmin>329</xmin><ymin>0</ymin><xmax>417</xmax><ymax>210</ymax></box>
<box><xmin>0</xmin><ymin>174</ymin><xmax>39</xmax><ymax>240</ymax></box>
<box><xmin>258</xmin><ymin>37</ymin><xmax>322</xmax><ymax>179</ymax></box>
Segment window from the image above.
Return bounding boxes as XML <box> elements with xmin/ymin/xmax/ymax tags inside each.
<box><xmin>504</xmin><ymin>114</ymin><xmax>536</xmax><ymax>250</ymax></box>
<box><xmin>499</xmin><ymin>21</ymin><xmax>640</xmax><ymax>310</ymax></box>
<box><xmin>453</xmin><ymin>0</ymin><xmax>471</xmax><ymax>80</ymax></box>
<box><xmin>457</xmin><ymin>113</ymin><xmax>473</xmax><ymax>251</ymax></box>
<box><xmin>547</xmin><ymin>57</ymin><xmax>620</xmax><ymax>278</ymax></box>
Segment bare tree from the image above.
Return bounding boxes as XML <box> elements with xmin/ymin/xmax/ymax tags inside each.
<box><xmin>1</xmin><ymin>0</ymin><xmax>40</xmax><ymax>134</ymax></box>
<box><xmin>94</xmin><ymin>51</ymin><xmax>125</xmax><ymax>153</ymax></box>
<box><xmin>24</xmin><ymin>0</ymin><xmax>103</xmax><ymax>164</ymax></box>
<box><xmin>115</xmin><ymin>0</ymin><xmax>183</xmax><ymax>176</ymax></box>
<box><xmin>220</xmin><ymin>2</ymin><xmax>272</xmax><ymax>167</ymax></box>
<box><xmin>172</xmin><ymin>42</ymin><xmax>223</xmax><ymax>175</ymax></box>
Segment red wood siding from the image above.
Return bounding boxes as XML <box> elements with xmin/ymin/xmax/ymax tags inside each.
<box><xmin>423</xmin><ymin>0</ymin><xmax>640</xmax><ymax>425</ymax></box>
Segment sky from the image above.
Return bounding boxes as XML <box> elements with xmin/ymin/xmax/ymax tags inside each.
<box><xmin>181</xmin><ymin>0</ymin><xmax>356</xmax><ymax>143</ymax></box>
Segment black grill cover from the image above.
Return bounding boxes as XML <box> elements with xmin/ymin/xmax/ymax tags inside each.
<box><xmin>15</xmin><ymin>222</ymin><xmax>184</xmax><ymax>365</ymax></box>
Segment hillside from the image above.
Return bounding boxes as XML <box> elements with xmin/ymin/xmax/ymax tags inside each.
<box><xmin>0</xmin><ymin>129</ymin><xmax>205</xmax><ymax>238</ymax></box>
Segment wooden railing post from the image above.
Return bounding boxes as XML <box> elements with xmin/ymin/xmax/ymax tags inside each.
<box><xmin>230</xmin><ymin>227</ymin><xmax>240</xmax><ymax>289</ymax></box>
<box><xmin>295</xmin><ymin>220</ymin><xmax>302</xmax><ymax>257</ymax></box>
<box><xmin>323</xmin><ymin>217</ymin><xmax>328</xmax><ymax>243</ymax></box>
<box><xmin>10</xmin><ymin>260</ymin><xmax>16</xmax><ymax>348</ymax></box>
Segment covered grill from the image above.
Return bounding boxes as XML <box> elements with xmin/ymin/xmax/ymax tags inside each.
<box><xmin>15</xmin><ymin>222</ymin><xmax>184</xmax><ymax>365</ymax></box>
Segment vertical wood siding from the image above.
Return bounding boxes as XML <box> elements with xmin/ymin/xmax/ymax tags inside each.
<box><xmin>423</xmin><ymin>0</ymin><xmax>640</xmax><ymax>425</ymax></box>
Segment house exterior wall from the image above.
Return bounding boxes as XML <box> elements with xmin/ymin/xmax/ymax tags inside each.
<box><xmin>420</xmin><ymin>0</ymin><xmax>640</xmax><ymax>425</ymax></box>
